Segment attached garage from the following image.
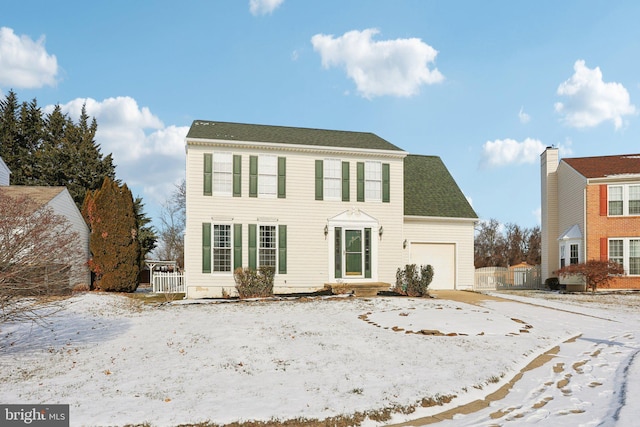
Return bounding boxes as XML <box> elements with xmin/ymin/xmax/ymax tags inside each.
<box><xmin>402</xmin><ymin>155</ymin><xmax>478</xmax><ymax>291</ymax></box>
<box><xmin>409</xmin><ymin>242</ymin><xmax>456</xmax><ymax>290</ymax></box>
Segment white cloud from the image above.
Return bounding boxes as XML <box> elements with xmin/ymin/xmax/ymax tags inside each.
<box><xmin>0</xmin><ymin>27</ymin><xmax>58</xmax><ymax>88</ymax></box>
<box><xmin>44</xmin><ymin>97</ymin><xmax>188</xmax><ymax>212</ymax></box>
<box><xmin>480</xmin><ymin>137</ymin><xmax>546</xmax><ymax>168</ymax></box>
<box><xmin>249</xmin><ymin>0</ymin><xmax>284</xmax><ymax>15</ymax></box>
<box><xmin>519</xmin><ymin>106</ymin><xmax>530</xmax><ymax>124</ymax></box>
<box><xmin>533</xmin><ymin>207</ymin><xmax>541</xmax><ymax>224</ymax></box>
<box><xmin>311</xmin><ymin>28</ymin><xmax>444</xmax><ymax>98</ymax></box>
<box><xmin>554</xmin><ymin>60</ymin><xmax>636</xmax><ymax>130</ymax></box>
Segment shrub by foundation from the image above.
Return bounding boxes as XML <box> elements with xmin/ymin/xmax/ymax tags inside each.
<box><xmin>394</xmin><ymin>264</ymin><xmax>434</xmax><ymax>297</ymax></box>
<box><xmin>234</xmin><ymin>266</ymin><xmax>275</xmax><ymax>298</ymax></box>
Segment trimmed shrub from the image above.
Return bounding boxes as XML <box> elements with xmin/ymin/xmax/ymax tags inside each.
<box><xmin>394</xmin><ymin>264</ymin><xmax>434</xmax><ymax>297</ymax></box>
<box><xmin>234</xmin><ymin>266</ymin><xmax>275</xmax><ymax>298</ymax></box>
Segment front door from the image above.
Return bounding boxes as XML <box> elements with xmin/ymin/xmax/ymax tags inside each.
<box><xmin>345</xmin><ymin>229</ymin><xmax>363</xmax><ymax>276</ymax></box>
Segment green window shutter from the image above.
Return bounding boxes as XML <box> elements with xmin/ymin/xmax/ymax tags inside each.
<box><xmin>334</xmin><ymin>227</ymin><xmax>342</xmax><ymax>278</ymax></box>
<box><xmin>278</xmin><ymin>224</ymin><xmax>287</xmax><ymax>274</ymax></box>
<box><xmin>233</xmin><ymin>155</ymin><xmax>242</xmax><ymax>197</ymax></box>
<box><xmin>357</xmin><ymin>162</ymin><xmax>365</xmax><ymax>202</ymax></box>
<box><xmin>233</xmin><ymin>224</ymin><xmax>242</xmax><ymax>270</ymax></box>
<box><xmin>364</xmin><ymin>228</ymin><xmax>371</xmax><ymax>278</ymax></box>
<box><xmin>315</xmin><ymin>160</ymin><xmax>323</xmax><ymax>200</ymax></box>
<box><xmin>248</xmin><ymin>224</ymin><xmax>257</xmax><ymax>269</ymax></box>
<box><xmin>203</xmin><ymin>153</ymin><xmax>212</xmax><ymax>196</ymax></box>
<box><xmin>382</xmin><ymin>163</ymin><xmax>390</xmax><ymax>203</ymax></box>
<box><xmin>278</xmin><ymin>157</ymin><xmax>286</xmax><ymax>199</ymax></box>
<box><xmin>249</xmin><ymin>156</ymin><xmax>258</xmax><ymax>198</ymax></box>
<box><xmin>202</xmin><ymin>223</ymin><xmax>211</xmax><ymax>273</ymax></box>
<box><xmin>342</xmin><ymin>161</ymin><xmax>350</xmax><ymax>202</ymax></box>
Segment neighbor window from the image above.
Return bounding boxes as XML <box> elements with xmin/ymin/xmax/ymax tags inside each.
<box><xmin>630</xmin><ymin>239</ymin><xmax>640</xmax><ymax>275</ymax></box>
<box><xmin>608</xmin><ymin>184</ymin><xmax>640</xmax><ymax>216</ymax></box>
<box><xmin>569</xmin><ymin>243</ymin><xmax>579</xmax><ymax>265</ymax></box>
<box><xmin>560</xmin><ymin>244</ymin><xmax>566</xmax><ymax>268</ymax></box>
<box><xmin>609</xmin><ymin>239</ymin><xmax>624</xmax><ymax>268</ymax></box>
<box><xmin>630</xmin><ymin>185</ymin><xmax>640</xmax><ymax>215</ymax></box>
<box><xmin>213</xmin><ymin>224</ymin><xmax>231</xmax><ymax>272</ymax></box>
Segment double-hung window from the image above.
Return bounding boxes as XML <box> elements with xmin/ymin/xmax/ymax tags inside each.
<box><xmin>608</xmin><ymin>238</ymin><xmax>640</xmax><ymax>275</ymax></box>
<box><xmin>364</xmin><ymin>161</ymin><xmax>382</xmax><ymax>202</ymax></box>
<box><xmin>608</xmin><ymin>184</ymin><xmax>640</xmax><ymax>216</ymax></box>
<box><xmin>324</xmin><ymin>159</ymin><xmax>342</xmax><ymax>200</ymax></box>
<box><xmin>569</xmin><ymin>243</ymin><xmax>579</xmax><ymax>265</ymax></box>
<box><xmin>213</xmin><ymin>224</ymin><xmax>231</xmax><ymax>272</ymax></box>
<box><xmin>213</xmin><ymin>153</ymin><xmax>233</xmax><ymax>195</ymax></box>
<box><xmin>258</xmin><ymin>156</ymin><xmax>277</xmax><ymax>197</ymax></box>
<box><xmin>259</xmin><ymin>225</ymin><xmax>277</xmax><ymax>268</ymax></box>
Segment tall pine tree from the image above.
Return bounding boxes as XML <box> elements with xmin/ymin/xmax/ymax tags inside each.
<box><xmin>83</xmin><ymin>177</ymin><xmax>140</xmax><ymax>292</ymax></box>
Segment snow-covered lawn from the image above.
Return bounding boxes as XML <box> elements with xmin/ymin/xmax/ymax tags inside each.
<box><xmin>1</xmin><ymin>290</ymin><xmax>639</xmax><ymax>426</ymax></box>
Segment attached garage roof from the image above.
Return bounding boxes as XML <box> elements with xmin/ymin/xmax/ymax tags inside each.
<box><xmin>404</xmin><ymin>155</ymin><xmax>477</xmax><ymax>219</ymax></box>
<box><xmin>186</xmin><ymin>120</ymin><xmax>405</xmax><ymax>152</ymax></box>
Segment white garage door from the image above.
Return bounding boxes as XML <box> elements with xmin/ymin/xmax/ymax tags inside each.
<box><xmin>409</xmin><ymin>243</ymin><xmax>456</xmax><ymax>290</ymax></box>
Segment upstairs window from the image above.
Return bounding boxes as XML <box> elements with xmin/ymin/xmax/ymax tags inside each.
<box><xmin>608</xmin><ymin>184</ymin><xmax>640</xmax><ymax>216</ymax></box>
<box><xmin>609</xmin><ymin>186</ymin><xmax>623</xmax><ymax>216</ymax></box>
<box><xmin>213</xmin><ymin>153</ymin><xmax>233</xmax><ymax>195</ymax></box>
<box><xmin>324</xmin><ymin>159</ymin><xmax>342</xmax><ymax>200</ymax></box>
<box><xmin>258</xmin><ymin>155</ymin><xmax>277</xmax><ymax>197</ymax></box>
<box><xmin>364</xmin><ymin>161</ymin><xmax>382</xmax><ymax>202</ymax></box>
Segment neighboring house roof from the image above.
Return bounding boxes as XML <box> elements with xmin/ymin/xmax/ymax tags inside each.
<box><xmin>186</xmin><ymin>120</ymin><xmax>405</xmax><ymax>152</ymax></box>
<box><xmin>563</xmin><ymin>154</ymin><xmax>640</xmax><ymax>178</ymax></box>
<box><xmin>404</xmin><ymin>155</ymin><xmax>477</xmax><ymax>218</ymax></box>
<box><xmin>0</xmin><ymin>186</ymin><xmax>66</xmax><ymax>214</ymax></box>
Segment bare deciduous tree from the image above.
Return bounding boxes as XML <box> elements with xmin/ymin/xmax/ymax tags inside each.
<box><xmin>155</xmin><ymin>180</ymin><xmax>185</xmax><ymax>268</ymax></box>
<box><xmin>0</xmin><ymin>191</ymin><xmax>83</xmax><ymax>323</ymax></box>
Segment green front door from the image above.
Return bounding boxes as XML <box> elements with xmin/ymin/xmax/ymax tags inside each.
<box><xmin>345</xmin><ymin>229</ymin><xmax>362</xmax><ymax>276</ymax></box>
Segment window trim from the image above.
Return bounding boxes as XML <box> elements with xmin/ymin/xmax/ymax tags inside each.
<box><xmin>323</xmin><ymin>158</ymin><xmax>342</xmax><ymax>201</ymax></box>
<box><xmin>364</xmin><ymin>161</ymin><xmax>382</xmax><ymax>202</ymax></box>
<box><xmin>213</xmin><ymin>152</ymin><xmax>233</xmax><ymax>196</ymax></box>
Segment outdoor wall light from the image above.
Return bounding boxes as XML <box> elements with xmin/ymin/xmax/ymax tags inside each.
<box><xmin>403</xmin><ymin>239</ymin><xmax>408</xmax><ymax>249</ymax></box>
<box><xmin>324</xmin><ymin>224</ymin><xmax>328</xmax><ymax>237</ymax></box>
<box><xmin>379</xmin><ymin>226</ymin><xmax>383</xmax><ymax>238</ymax></box>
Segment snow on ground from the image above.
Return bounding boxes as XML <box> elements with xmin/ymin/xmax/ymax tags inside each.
<box><xmin>0</xmin><ymin>290</ymin><xmax>638</xmax><ymax>427</ymax></box>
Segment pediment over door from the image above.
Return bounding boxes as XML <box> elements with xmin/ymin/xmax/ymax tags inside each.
<box><xmin>327</xmin><ymin>208</ymin><xmax>378</xmax><ymax>227</ymax></box>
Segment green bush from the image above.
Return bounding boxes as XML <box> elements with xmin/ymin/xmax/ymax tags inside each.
<box><xmin>234</xmin><ymin>266</ymin><xmax>275</xmax><ymax>298</ymax></box>
<box><xmin>394</xmin><ymin>264</ymin><xmax>434</xmax><ymax>297</ymax></box>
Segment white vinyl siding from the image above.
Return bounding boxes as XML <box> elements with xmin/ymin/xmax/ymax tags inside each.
<box><xmin>185</xmin><ymin>142</ymin><xmax>405</xmax><ymax>298</ymax></box>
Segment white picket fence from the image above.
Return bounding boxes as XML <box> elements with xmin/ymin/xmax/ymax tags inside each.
<box><xmin>152</xmin><ymin>272</ymin><xmax>185</xmax><ymax>293</ymax></box>
<box><xmin>474</xmin><ymin>265</ymin><xmax>542</xmax><ymax>291</ymax></box>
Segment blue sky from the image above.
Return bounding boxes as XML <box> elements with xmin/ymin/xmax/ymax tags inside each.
<box><xmin>2</xmin><ymin>0</ymin><xmax>640</xmax><ymax>231</ymax></box>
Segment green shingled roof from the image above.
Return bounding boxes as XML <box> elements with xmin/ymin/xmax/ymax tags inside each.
<box><xmin>187</xmin><ymin>120</ymin><xmax>404</xmax><ymax>152</ymax></box>
<box><xmin>404</xmin><ymin>155</ymin><xmax>477</xmax><ymax>218</ymax></box>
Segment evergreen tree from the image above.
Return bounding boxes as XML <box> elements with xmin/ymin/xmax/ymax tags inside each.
<box><xmin>83</xmin><ymin>177</ymin><xmax>140</xmax><ymax>292</ymax></box>
<box><xmin>133</xmin><ymin>196</ymin><xmax>158</xmax><ymax>267</ymax></box>
<box><xmin>0</xmin><ymin>90</ymin><xmax>20</xmax><ymax>180</ymax></box>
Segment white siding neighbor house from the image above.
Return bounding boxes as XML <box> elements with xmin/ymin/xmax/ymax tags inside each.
<box><xmin>0</xmin><ymin>182</ymin><xmax>91</xmax><ymax>290</ymax></box>
<box><xmin>184</xmin><ymin>121</ymin><xmax>477</xmax><ymax>298</ymax></box>
<box><xmin>0</xmin><ymin>155</ymin><xmax>10</xmax><ymax>186</ymax></box>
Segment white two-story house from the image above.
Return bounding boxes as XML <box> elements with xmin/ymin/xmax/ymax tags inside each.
<box><xmin>184</xmin><ymin>120</ymin><xmax>477</xmax><ymax>298</ymax></box>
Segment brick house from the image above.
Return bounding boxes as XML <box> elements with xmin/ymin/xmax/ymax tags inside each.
<box><xmin>541</xmin><ymin>147</ymin><xmax>640</xmax><ymax>289</ymax></box>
